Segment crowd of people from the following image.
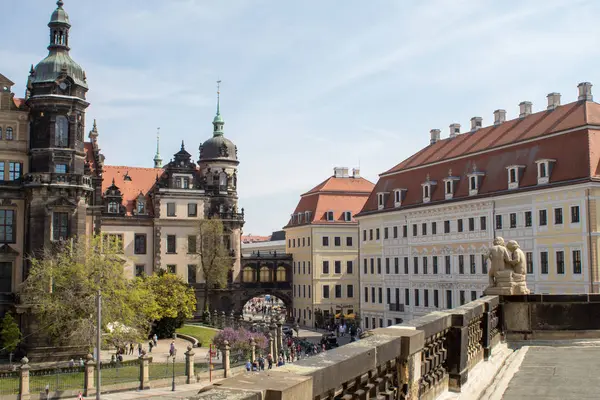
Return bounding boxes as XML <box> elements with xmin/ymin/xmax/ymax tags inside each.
<box><xmin>243</xmin><ymin>295</ymin><xmax>286</xmax><ymax>320</ymax></box>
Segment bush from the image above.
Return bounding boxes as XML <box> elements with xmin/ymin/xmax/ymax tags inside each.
<box><xmin>212</xmin><ymin>327</ymin><xmax>268</xmax><ymax>356</ymax></box>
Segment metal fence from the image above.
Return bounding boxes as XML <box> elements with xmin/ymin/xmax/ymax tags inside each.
<box><xmin>0</xmin><ymin>370</ymin><xmax>19</xmax><ymax>395</ymax></box>
<box><xmin>148</xmin><ymin>362</ymin><xmax>186</xmax><ymax>381</ymax></box>
<box><xmin>97</xmin><ymin>361</ymin><xmax>140</xmax><ymax>387</ymax></box>
<box><xmin>29</xmin><ymin>366</ymin><xmax>85</xmax><ymax>396</ymax></box>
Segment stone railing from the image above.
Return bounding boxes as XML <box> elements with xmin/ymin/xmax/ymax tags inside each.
<box><xmin>24</xmin><ymin>172</ymin><xmax>94</xmax><ymax>190</ymax></box>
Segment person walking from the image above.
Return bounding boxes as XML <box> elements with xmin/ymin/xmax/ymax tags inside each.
<box><xmin>153</xmin><ymin>334</ymin><xmax>158</xmax><ymax>346</ymax></box>
<box><xmin>129</xmin><ymin>343</ymin><xmax>134</xmax><ymax>355</ymax></box>
<box><xmin>267</xmin><ymin>353</ymin><xmax>273</xmax><ymax>369</ymax></box>
<box><xmin>148</xmin><ymin>340</ymin><xmax>154</xmax><ymax>353</ymax></box>
<box><xmin>137</xmin><ymin>343</ymin><xmax>142</xmax><ymax>356</ymax></box>
<box><xmin>169</xmin><ymin>341</ymin><xmax>176</xmax><ymax>357</ymax></box>
<box><xmin>258</xmin><ymin>355</ymin><xmax>265</xmax><ymax>371</ymax></box>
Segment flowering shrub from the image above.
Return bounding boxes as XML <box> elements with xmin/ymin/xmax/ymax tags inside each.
<box><xmin>213</xmin><ymin>327</ymin><xmax>268</xmax><ymax>356</ymax></box>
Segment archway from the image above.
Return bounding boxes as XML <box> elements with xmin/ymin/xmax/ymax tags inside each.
<box><xmin>240</xmin><ymin>292</ymin><xmax>292</xmax><ymax>323</ymax></box>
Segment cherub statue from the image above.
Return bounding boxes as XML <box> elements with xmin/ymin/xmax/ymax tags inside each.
<box><xmin>487</xmin><ymin>237</ymin><xmax>512</xmax><ymax>287</ymax></box>
<box><xmin>506</xmin><ymin>240</ymin><xmax>526</xmax><ymax>276</ymax></box>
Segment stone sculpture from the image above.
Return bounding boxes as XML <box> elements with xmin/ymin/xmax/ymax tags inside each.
<box><xmin>484</xmin><ymin>237</ymin><xmax>530</xmax><ymax>295</ymax></box>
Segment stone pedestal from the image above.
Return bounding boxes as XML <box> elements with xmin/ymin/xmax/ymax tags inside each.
<box><xmin>185</xmin><ymin>346</ymin><xmax>196</xmax><ymax>384</ymax></box>
<box><xmin>485</xmin><ymin>270</ymin><xmax>529</xmax><ymax>295</ymax></box>
<box><xmin>222</xmin><ymin>340</ymin><xmax>231</xmax><ymax>378</ymax></box>
<box><xmin>140</xmin><ymin>355</ymin><xmax>150</xmax><ymax>389</ymax></box>
<box><xmin>19</xmin><ymin>358</ymin><xmax>30</xmax><ymax>400</ymax></box>
<box><xmin>84</xmin><ymin>354</ymin><xmax>95</xmax><ymax>396</ymax></box>
<box><xmin>250</xmin><ymin>338</ymin><xmax>256</xmax><ymax>363</ymax></box>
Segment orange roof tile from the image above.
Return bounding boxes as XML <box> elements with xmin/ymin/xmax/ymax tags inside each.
<box><xmin>102</xmin><ymin>166</ymin><xmax>162</xmax><ymax>215</ymax></box>
<box><xmin>359</xmin><ymin>99</ymin><xmax>600</xmax><ymax>216</ymax></box>
<box><xmin>12</xmin><ymin>98</ymin><xmax>25</xmax><ymax>109</ymax></box>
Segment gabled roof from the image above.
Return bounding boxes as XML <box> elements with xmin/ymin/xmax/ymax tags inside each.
<box><xmin>359</xmin><ymin>99</ymin><xmax>600</xmax><ymax>216</ymax></box>
<box><xmin>102</xmin><ymin>166</ymin><xmax>162</xmax><ymax>216</ymax></box>
<box><xmin>285</xmin><ymin>173</ymin><xmax>374</xmax><ymax>228</ymax></box>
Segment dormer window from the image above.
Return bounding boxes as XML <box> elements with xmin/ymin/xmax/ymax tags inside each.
<box><xmin>506</xmin><ymin>165</ymin><xmax>525</xmax><ymax>189</ymax></box>
<box><xmin>421</xmin><ymin>175</ymin><xmax>437</xmax><ymax>203</ymax></box>
<box><xmin>377</xmin><ymin>192</ymin><xmax>387</xmax><ymax>210</ymax></box>
<box><xmin>343</xmin><ymin>211</ymin><xmax>352</xmax><ymax>221</ymax></box>
<box><xmin>443</xmin><ymin>171</ymin><xmax>460</xmax><ymax>200</ymax></box>
<box><xmin>304</xmin><ymin>211</ymin><xmax>311</xmax><ymax>222</ymax></box>
<box><xmin>467</xmin><ymin>165</ymin><xmax>485</xmax><ymax>196</ymax></box>
<box><xmin>173</xmin><ymin>174</ymin><xmax>192</xmax><ymax>189</ymax></box>
<box><xmin>137</xmin><ymin>201</ymin><xmax>145</xmax><ymax>214</ymax></box>
<box><xmin>326</xmin><ymin>211</ymin><xmax>334</xmax><ymax>221</ymax></box>
<box><xmin>108</xmin><ymin>201</ymin><xmax>119</xmax><ymax>213</ymax></box>
<box><xmin>291</xmin><ymin>214</ymin><xmax>296</xmax><ymax>224</ymax></box>
<box><xmin>393</xmin><ymin>188</ymin><xmax>407</xmax><ymax>208</ymax></box>
<box><xmin>297</xmin><ymin>213</ymin><xmax>303</xmax><ymax>224</ymax></box>
<box><xmin>535</xmin><ymin>159</ymin><xmax>555</xmax><ymax>185</ymax></box>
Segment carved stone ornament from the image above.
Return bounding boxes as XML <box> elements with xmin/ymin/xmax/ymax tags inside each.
<box><xmin>484</xmin><ymin>237</ymin><xmax>530</xmax><ymax>295</ymax></box>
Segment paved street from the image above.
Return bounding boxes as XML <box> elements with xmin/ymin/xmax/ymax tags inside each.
<box><xmin>500</xmin><ymin>345</ymin><xmax>600</xmax><ymax>400</ymax></box>
<box><xmin>100</xmin><ymin>338</ymin><xmax>221</xmax><ymax>365</ymax></box>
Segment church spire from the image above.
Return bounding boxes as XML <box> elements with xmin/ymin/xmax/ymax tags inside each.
<box><xmin>212</xmin><ymin>80</ymin><xmax>224</xmax><ymax>137</ymax></box>
<box><xmin>154</xmin><ymin>127</ymin><xmax>162</xmax><ymax>168</ymax></box>
<box><xmin>48</xmin><ymin>0</ymin><xmax>71</xmax><ymax>51</ymax></box>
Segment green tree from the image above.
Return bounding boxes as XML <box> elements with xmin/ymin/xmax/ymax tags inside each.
<box><xmin>21</xmin><ymin>236</ymin><xmax>156</xmax><ymax>349</ymax></box>
<box><xmin>138</xmin><ymin>271</ymin><xmax>196</xmax><ymax>338</ymax></box>
<box><xmin>195</xmin><ymin>218</ymin><xmax>230</xmax><ymax>311</ymax></box>
<box><xmin>0</xmin><ymin>313</ymin><xmax>21</xmax><ymax>352</ymax></box>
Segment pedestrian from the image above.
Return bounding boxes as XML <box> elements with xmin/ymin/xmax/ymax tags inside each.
<box><xmin>277</xmin><ymin>356</ymin><xmax>284</xmax><ymax>367</ymax></box>
<box><xmin>148</xmin><ymin>340</ymin><xmax>154</xmax><ymax>353</ymax></box>
<box><xmin>267</xmin><ymin>353</ymin><xmax>273</xmax><ymax>369</ymax></box>
<box><xmin>258</xmin><ymin>356</ymin><xmax>265</xmax><ymax>371</ymax></box>
<box><xmin>245</xmin><ymin>360</ymin><xmax>252</xmax><ymax>372</ymax></box>
<box><xmin>153</xmin><ymin>333</ymin><xmax>158</xmax><ymax>346</ymax></box>
<box><xmin>169</xmin><ymin>340</ymin><xmax>176</xmax><ymax>357</ymax></box>
<box><xmin>138</xmin><ymin>343</ymin><xmax>142</xmax><ymax>356</ymax></box>
<box><xmin>129</xmin><ymin>343</ymin><xmax>134</xmax><ymax>355</ymax></box>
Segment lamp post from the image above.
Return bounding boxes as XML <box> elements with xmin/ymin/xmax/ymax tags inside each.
<box><xmin>171</xmin><ymin>349</ymin><xmax>177</xmax><ymax>391</ymax></box>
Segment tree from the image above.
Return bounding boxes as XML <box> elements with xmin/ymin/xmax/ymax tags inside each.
<box><xmin>0</xmin><ymin>313</ymin><xmax>21</xmax><ymax>352</ymax></box>
<box><xmin>21</xmin><ymin>236</ymin><xmax>156</xmax><ymax>349</ymax></box>
<box><xmin>138</xmin><ymin>271</ymin><xmax>196</xmax><ymax>338</ymax></box>
<box><xmin>195</xmin><ymin>218</ymin><xmax>231</xmax><ymax>311</ymax></box>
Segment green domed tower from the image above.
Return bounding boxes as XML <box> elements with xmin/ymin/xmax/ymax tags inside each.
<box><xmin>25</xmin><ymin>0</ymin><xmax>96</xmax><ymax>256</ymax></box>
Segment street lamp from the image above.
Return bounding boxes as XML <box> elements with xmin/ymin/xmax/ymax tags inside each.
<box><xmin>171</xmin><ymin>349</ymin><xmax>177</xmax><ymax>391</ymax></box>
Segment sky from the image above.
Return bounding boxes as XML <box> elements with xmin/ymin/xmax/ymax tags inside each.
<box><xmin>2</xmin><ymin>0</ymin><xmax>600</xmax><ymax>235</ymax></box>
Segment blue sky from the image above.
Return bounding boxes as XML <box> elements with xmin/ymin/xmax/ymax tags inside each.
<box><xmin>3</xmin><ymin>0</ymin><xmax>600</xmax><ymax>235</ymax></box>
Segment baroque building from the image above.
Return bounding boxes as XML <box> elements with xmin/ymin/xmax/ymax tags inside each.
<box><xmin>284</xmin><ymin>167</ymin><xmax>374</xmax><ymax>328</ymax></box>
<box><xmin>0</xmin><ymin>1</ymin><xmax>246</xmax><ymax>336</ymax></box>
<box><xmin>356</xmin><ymin>83</ymin><xmax>600</xmax><ymax>329</ymax></box>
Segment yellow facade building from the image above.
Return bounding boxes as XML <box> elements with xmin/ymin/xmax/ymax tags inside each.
<box><xmin>356</xmin><ymin>83</ymin><xmax>600</xmax><ymax>328</ymax></box>
<box><xmin>284</xmin><ymin>167</ymin><xmax>374</xmax><ymax>328</ymax></box>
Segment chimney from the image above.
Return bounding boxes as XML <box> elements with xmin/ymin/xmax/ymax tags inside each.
<box><xmin>519</xmin><ymin>101</ymin><xmax>532</xmax><ymax>118</ymax></box>
<box><xmin>493</xmin><ymin>109</ymin><xmax>506</xmax><ymax>125</ymax></box>
<box><xmin>430</xmin><ymin>129</ymin><xmax>441</xmax><ymax>144</ymax></box>
<box><xmin>449</xmin><ymin>123</ymin><xmax>461</xmax><ymax>138</ymax></box>
<box><xmin>352</xmin><ymin>168</ymin><xmax>361</xmax><ymax>178</ymax></box>
<box><xmin>578</xmin><ymin>82</ymin><xmax>593</xmax><ymax>101</ymax></box>
<box><xmin>547</xmin><ymin>92</ymin><xmax>561</xmax><ymax>110</ymax></box>
<box><xmin>470</xmin><ymin>117</ymin><xmax>482</xmax><ymax>132</ymax></box>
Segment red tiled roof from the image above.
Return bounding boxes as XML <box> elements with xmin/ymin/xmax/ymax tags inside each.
<box><xmin>285</xmin><ymin>175</ymin><xmax>374</xmax><ymax>228</ymax></box>
<box><xmin>102</xmin><ymin>166</ymin><xmax>162</xmax><ymax>216</ymax></box>
<box><xmin>359</xmin><ymin>100</ymin><xmax>600</xmax><ymax>215</ymax></box>
<box><xmin>12</xmin><ymin>98</ymin><xmax>25</xmax><ymax>109</ymax></box>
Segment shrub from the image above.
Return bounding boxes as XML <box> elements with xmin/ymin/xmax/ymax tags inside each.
<box><xmin>212</xmin><ymin>327</ymin><xmax>268</xmax><ymax>356</ymax></box>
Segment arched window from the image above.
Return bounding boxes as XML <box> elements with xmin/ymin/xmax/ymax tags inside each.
<box><xmin>137</xmin><ymin>201</ymin><xmax>145</xmax><ymax>214</ymax></box>
<box><xmin>276</xmin><ymin>266</ymin><xmax>286</xmax><ymax>282</ymax></box>
<box><xmin>5</xmin><ymin>127</ymin><xmax>13</xmax><ymax>141</ymax></box>
<box><xmin>219</xmin><ymin>172</ymin><xmax>227</xmax><ymax>188</ymax></box>
<box><xmin>259</xmin><ymin>266</ymin><xmax>270</xmax><ymax>282</ymax></box>
<box><xmin>242</xmin><ymin>267</ymin><xmax>255</xmax><ymax>283</ymax></box>
<box><xmin>55</xmin><ymin>116</ymin><xmax>68</xmax><ymax>147</ymax></box>
<box><xmin>108</xmin><ymin>201</ymin><xmax>119</xmax><ymax>213</ymax></box>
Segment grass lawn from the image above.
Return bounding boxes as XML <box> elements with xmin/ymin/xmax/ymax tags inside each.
<box><xmin>176</xmin><ymin>325</ymin><xmax>218</xmax><ymax>347</ymax></box>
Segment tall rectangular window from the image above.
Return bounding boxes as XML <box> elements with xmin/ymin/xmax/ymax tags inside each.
<box><xmin>363</xmin><ymin>230</ymin><xmax>366</xmax><ymax>241</ymax></box>
<box><xmin>458</xmin><ymin>255</ymin><xmax>464</xmax><ymax>274</ymax></box>
<box><xmin>556</xmin><ymin>251</ymin><xmax>565</xmax><ymax>274</ymax></box>
<box><xmin>480</xmin><ymin>216</ymin><xmax>486</xmax><ymax>231</ymax></box>
<box><xmin>393</xmin><ymin>226</ymin><xmax>398</xmax><ymax>238</ymax></box>
<box><xmin>414</xmin><ymin>289</ymin><xmax>420</xmax><ymax>307</ymax></box>
<box><xmin>433</xmin><ymin>256</ymin><xmax>438</xmax><ymax>274</ymax></box>
<box><xmin>424</xmin><ymin>289</ymin><xmax>429</xmax><ymax>307</ymax></box>
<box><xmin>370</xmin><ymin>258</ymin><xmax>374</xmax><ymax>274</ymax></box>
<box><xmin>471</xmin><ymin>290</ymin><xmax>477</xmax><ymax>301</ymax></box>
<box><xmin>444</xmin><ymin>220</ymin><xmax>450</xmax><ymax>233</ymax></box>
<box><xmin>446</xmin><ymin>290</ymin><xmax>452</xmax><ymax>308</ymax></box>
<box><xmin>405</xmin><ymin>288</ymin><xmax>410</xmax><ymax>306</ymax></box>
<box><xmin>363</xmin><ymin>259</ymin><xmax>367</xmax><ymax>274</ymax></box>
<box><xmin>422</xmin><ymin>223</ymin><xmax>427</xmax><ymax>236</ymax></box>
<box><xmin>384</xmin><ymin>227</ymin><xmax>389</xmax><ymax>239</ymax></box>
<box><xmin>554</xmin><ymin>208</ymin><xmax>563</xmax><ymax>225</ymax></box>
<box><xmin>377</xmin><ymin>258</ymin><xmax>381</xmax><ymax>274</ymax></box>
<box><xmin>510</xmin><ymin>213</ymin><xmax>517</xmax><ymax>228</ymax></box>
<box><xmin>433</xmin><ymin>290</ymin><xmax>439</xmax><ymax>308</ymax></box>
<box><xmin>323</xmin><ymin>285</ymin><xmax>329</xmax><ymax>298</ymax></box>
<box><xmin>167</xmin><ymin>203</ymin><xmax>176</xmax><ymax>216</ymax></box>
<box><xmin>334</xmin><ymin>260</ymin><xmax>341</xmax><ymax>274</ymax></box>
<box><xmin>372</xmin><ymin>287</ymin><xmax>375</xmax><ymax>303</ymax></box>
<box><xmin>187</xmin><ymin>235</ymin><xmax>197</xmax><ymax>253</ymax></box>
<box><xmin>413</xmin><ymin>257</ymin><xmax>418</xmax><ymax>274</ymax></box>
<box><xmin>346</xmin><ymin>261</ymin><xmax>353</xmax><ymax>274</ymax></box>
<box><xmin>322</xmin><ymin>236</ymin><xmax>329</xmax><ymax>246</ymax></box>
<box><xmin>378</xmin><ymin>287</ymin><xmax>383</xmax><ymax>303</ymax></box>
<box><xmin>422</xmin><ymin>257</ymin><xmax>428</xmax><ymax>274</ymax></box>
<box><xmin>525</xmin><ymin>211</ymin><xmax>532</xmax><ymax>227</ymax></box>
<box><xmin>573</xmin><ymin>250</ymin><xmax>582</xmax><ymax>274</ymax></box>
<box><xmin>539</xmin><ymin>209</ymin><xmax>547</xmax><ymax>226</ymax></box>
<box><xmin>495</xmin><ymin>215</ymin><xmax>502</xmax><ymax>229</ymax></box>
<box><xmin>187</xmin><ymin>203</ymin><xmax>197</xmax><ymax>217</ymax></box>
<box><xmin>369</xmin><ymin>229</ymin><xmax>373</xmax><ymax>240</ymax></box>
<box><xmin>457</xmin><ymin>219</ymin><xmax>463</xmax><ymax>232</ymax></box>
<box><xmin>166</xmin><ymin>235</ymin><xmax>176</xmax><ymax>253</ymax></box>
<box><xmin>376</xmin><ymin>228</ymin><xmax>380</xmax><ymax>240</ymax></box>
<box><xmin>412</xmin><ymin>224</ymin><xmax>417</xmax><ymax>237</ymax></box>
<box><xmin>134</xmin><ymin>234</ymin><xmax>147</xmax><ymax>254</ymax></box>
<box><xmin>346</xmin><ymin>236</ymin><xmax>353</xmax><ymax>246</ymax></box>
<box><xmin>403</xmin><ymin>225</ymin><xmax>408</xmax><ymax>238</ymax></box>
<box><xmin>404</xmin><ymin>257</ymin><xmax>409</xmax><ymax>274</ymax></box>
<box><xmin>322</xmin><ymin>261</ymin><xmax>329</xmax><ymax>274</ymax></box>
<box><xmin>0</xmin><ymin>210</ymin><xmax>15</xmax><ymax>243</ymax></box>
<box><xmin>541</xmin><ymin>251</ymin><xmax>549</xmax><ymax>274</ymax></box>
<box><xmin>385</xmin><ymin>258</ymin><xmax>390</xmax><ymax>274</ymax></box>
<box><xmin>52</xmin><ymin>212</ymin><xmax>69</xmax><ymax>241</ymax></box>
<box><xmin>386</xmin><ymin>288</ymin><xmax>391</xmax><ymax>304</ymax></box>
<box><xmin>459</xmin><ymin>290</ymin><xmax>465</xmax><ymax>305</ymax></box>
<box><xmin>187</xmin><ymin>265</ymin><xmax>197</xmax><ymax>284</ymax></box>
<box><xmin>334</xmin><ymin>236</ymin><xmax>341</xmax><ymax>246</ymax></box>
<box><xmin>445</xmin><ymin>255</ymin><xmax>451</xmax><ymax>274</ymax></box>
<box><xmin>0</xmin><ymin>162</ymin><xmax>4</xmax><ymax>181</ymax></box>
<box><xmin>482</xmin><ymin>254</ymin><xmax>488</xmax><ymax>274</ymax></box>
<box><xmin>347</xmin><ymin>285</ymin><xmax>354</xmax><ymax>298</ymax></box>
<box><xmin>526</xmin><ymin>252</ymin><xmax>533</xmax><ymax>274</ymax></box>
<box><xmin>571</xmin><ymin>206</ymin><xmax>580</xmax><ymax>223</ymax></box>
<box><xmin>8</xmin><ymin>162</ymin><xmax>21</xmax><ymax>181</ymax></box>
<box><xmin>468</xmin><ymin>217</ymin><xmax>475</xmax><ymax>232</ymax></box>
<box><xmin>432</xmin><ymin>222</ymin><xmax>437</xmax><ymax>235</ymax></box>
<box><xmin>364</xmin><ymin>287</ymin><xmax>368</xmax><ymax>302</ymax></box>
<box><xmin>335</xmin><ymin>285</ymin><xmax>342</xmax><ymax>298</ymax></box>
<box><xmin>394</xmin><ymin>257</ymin><xmax>399</xmax><ymax>274</ymax></box>
<box><xmin>470</xmin><ymin>255</ymin><xmax>476</xmax><ymax>274</ymax></box>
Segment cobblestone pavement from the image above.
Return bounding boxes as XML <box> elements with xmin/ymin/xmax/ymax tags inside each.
<box><xmin>501</xmin><ymin>345</ymin><xmax>600</xmax><ymax>400</ymax></box>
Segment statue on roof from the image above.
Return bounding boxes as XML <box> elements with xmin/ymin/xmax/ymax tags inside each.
<box><xmin>484</xmin><ymin>237</ymin><xmax>530</xmax><ymax>295</ymax></box>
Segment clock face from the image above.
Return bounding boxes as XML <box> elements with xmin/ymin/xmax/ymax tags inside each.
<box><xmin>59</xmin><ymin>82</ymin><xmax>67</xmax><ymax>90</ymax></box>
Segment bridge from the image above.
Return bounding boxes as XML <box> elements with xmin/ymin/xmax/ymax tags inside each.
<box><xmin>205</xmin><ymin>251</ymin><xmax>293</xmax><ymax>319</ymax></box>
<box><xmin>194</xmin><ymin>294</ymin><xmax>600</xmax><ymax>399</ymax></box>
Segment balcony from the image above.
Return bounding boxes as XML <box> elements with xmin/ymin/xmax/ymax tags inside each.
<box><xmin>196</xmin><ymin>294</ymin><xmax>600</xmax><ymax>399</ymax></box>
<box><xmin>218</xmin><ymin>211</ymin><xmax>244</xmax><ymax>221</ymax></box>
<box><xmin>24</xmin><ymin>173</ymin><xmax>93</xmax><ymax>190</ymax></box>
